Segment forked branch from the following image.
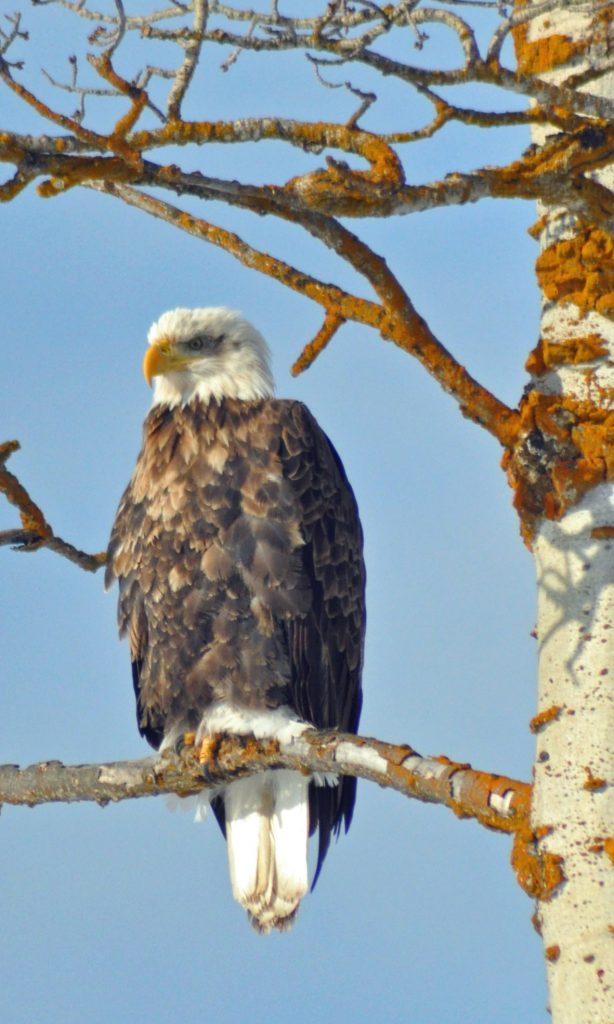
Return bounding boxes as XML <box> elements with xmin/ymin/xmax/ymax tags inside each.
<box><xmin>89</xmin><ymin>182</ymin><xmax>521</xmax><ymax>446</ymax></box>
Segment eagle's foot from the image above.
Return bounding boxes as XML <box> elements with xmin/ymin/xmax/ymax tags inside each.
<box><xmin>198</xmin><ymin>733</ymin><xmax>226</xmax><ymax>783</ymax></box>
<box><xmin>174</xmin><ymin>731</ymin><xmax>196</xmax><ymax>755</ymax></box>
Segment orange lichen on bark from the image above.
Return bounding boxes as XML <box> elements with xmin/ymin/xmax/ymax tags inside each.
<box><xmin>284</xmin><ymin>151</ymin><xmax>405</xmax><ymax>217</ymax></box>
<box><xmin>0</xmin><ymin>69</ymin><xmax>104</xmax><ymax>149</ymax></box>
<box><xmin>515</xmin><ymin>28</ymin><xmax>588</xmax><ymax>77</ymax></box>
<box><xmin>441</xmin><ymin>763</ymin><xmax>531</xmax><ymax>835</ymax></box>
<box><xmin>572</xmin><ymin>413</ymin><xmax>614</xmax><ymax>475</ymax></box>
<box><xmin>512</xmin><ymin>2</ymin><xmax>611</xmax><ymax>76</ymax></box>
<box><xmin>88</xmin><ymin>54</ymin><xmax>147</xmax><ymax>167</ymax></box>
<box><xmin>592</xmin><ymin>525</ymin><xmax>614</xmax><ymax>539</ymax></box>
<box><xmin>291</xmin><ymin>311</ymin><xmax>346</xmax><ymax>376</ymax></box>
<box><xmin>535</xmin><ymin>228</ymin><xmax>614</xmax><ymax>321</ymax></box>
<box><xmin>546</xmin><ymin>945</ymin><xmax>561</xmax><ymax>962</ymax></box>
<box><xmin>0</xmin><ymin>170</ymin><xmax>33</xmax><ymax>202</ymax></box>
<box><xmin>503</xmin><ymin>390</ymin><xmax>614</xmax><ymax>543</ymax></box>
<box><xmin>0</xmin><ymin>133</ymin><xmax>26</xmax><ymax>164</ymax></box>
<box><xmin>530</xmin><ymin>705</ymin><xmax>562</xmax><ymax>734</ymax></box>
<box><xmin>583</xmin><ymin>767</ymin><xmax>607</xmax><ymax>792</ymax></box>
<box><xmin>511</xmin><ymin>829</ymin><xmax>566</xmax><ymax>900</ymax></box>
<box><xmin>526</xmin><ymin>334</ymin><xmax>608</xmax><ymax>375</ymax></box>
<box><xmin>36</xmin><ymin>156</ymin><xmax>139</xmax><ymax>197</ymax></box>
<box><xmin>604</xmin><ymin>838</ymin><xmax>614</xmax><ymax>866</ymax></box>
<box><xmin>131</xmin><ymin>118</ymin><xmax>404</xmax><ymax>197</ymax></box>
<box><xmin>0</xmin><ymin>441</ymin><xmax>52</xmax><ymax>540</ymax></box>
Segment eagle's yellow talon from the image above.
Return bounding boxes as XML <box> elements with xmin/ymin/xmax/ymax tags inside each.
<box><xmin>182</xmin><ymin>730</ymin><xmax>196</xmax><ymax>748</ymax></box>
<box><xmin>198</xmin><ymin>736</ymin><xmax>216</xmax><ymax>765</ymax></box>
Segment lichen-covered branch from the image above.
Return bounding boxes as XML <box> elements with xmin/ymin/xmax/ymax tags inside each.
<box><xmin>89</xmin><ymin>180</ymin><xmax>521</xmax><ymax>445</ymax></box>
<box><xmin>0</xmin><ymin>440</ymin><xmax>52</xmax><ymax>540</ymax></box>
<box><xmin>2</xmin><ymin>112</ymin><xmax>612</xmax><ymax>226</ymax></box>
<box><xmin>291</xmin><ymin>310</ymin><xmax>346</xmax><ymax>375</ymax></box>
<box><xmin>0</xmin><ymin>729</ymin><xmax>530</xmax><ymax>841</ymax></box>
<box><xmin>0</xmin><ymin>440</ymin><xmax>105</xmax><ymax>571</ymax></box>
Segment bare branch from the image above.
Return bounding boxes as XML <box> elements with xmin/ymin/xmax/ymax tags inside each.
<box><xmin>91</xmin><ymin>0</ymin><xmax>127</xmax><ymax>56</ymax></box>
<box><xmin>0</xmin><ymin>529</ymin><xmax>106</xmax><ymax>571</ymax></box>
<box><xmin>167</xmin><ymin>0</ymin><xmax>208</xmax><ymax>118</ymax></box>
<box><xmin>0</xmin><ymin>52</ymin><xmax>107</xmax><ymax>147</ymax></box>
<box><xmin>0</xmin><ymin>440</ymin><xmax>52</xmax><ymax>540</ymax></box>
<box><xmin>0</xmin><ymin>165</ymin><xmax>36</xmax><ymax>200</ymax></box>
<box><xmin>2</xmin><ymin>2</ymin><xmax>610</xmax><ymax>463</ymax></box>
<box><xmin>291</xmin><ymin>309</ymin><xmax>346</xmax><ymax>374</ymax></box>
<box><xmin>88</xmin><ymin>180</ymin><xmax>521</xmax><ymax>446</ymax></box>
<box><xmin>0</xmin><ymin>441</ymin><xmax>105</xmax><ymax>572</ymax></box>
<box><xmin>42</xmin><ymin>55</ymin><xmax>115</xmax><ymax>123</ymax></box>
<box><xmin>86</xmin><ymin>177</ymin><xmax>388</xmax><ymax>329</ymax></box>
<box><xmin>305</xmin><ymin>54</ymin><xmax>377</xmax><ymax>128</ymax></box>
<box><xmin>0</xmin><ymin>12</ymin><xmax>28</xmax><ymax>61</ymax></box>
<box><xmin>0</xmin><ymin>729</ymin><xmax>531</xmax><ymax>841</ymax></box>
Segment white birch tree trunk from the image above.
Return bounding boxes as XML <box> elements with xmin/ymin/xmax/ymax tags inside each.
<box><xmin>533</xmin><ymin>496</ymin><xmax>614</xmax><ymax>1019</ymax></box>
<box><xmin>516</xmin><ymin>3</ymin><xmax>614</xmax><ymax>1019</ymax></box>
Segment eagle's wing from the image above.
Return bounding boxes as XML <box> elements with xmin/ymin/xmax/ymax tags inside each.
<box><xmin>105</xmin><ymin>480</ymin><xmax>166</xmax><ymax>747</ymax></box>
<box><xmin>278</xmin><ymin>401</ymin><xmax>366</xmax><ymax>884</ymax></box>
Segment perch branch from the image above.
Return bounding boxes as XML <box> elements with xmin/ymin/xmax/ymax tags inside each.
<box><xmin>0</xmin><ymin>729</ymin><xmax>531</xmax><ymax>840</ymax></box>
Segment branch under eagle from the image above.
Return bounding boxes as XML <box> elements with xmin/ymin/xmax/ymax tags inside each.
<box><xmin>0</xmin><ymin>445</ymin><xmax>531</xmax><ymax>864</ymax></box>
<box><xmin>0</xmin><ymin>728</ymin><xmax>530</xmax><ymax>837</ymax></box>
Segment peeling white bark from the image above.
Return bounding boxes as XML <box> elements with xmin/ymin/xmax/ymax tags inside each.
<box><xmin>335</xmin><ymin>741</ymin><xmax>388</xmax><ymax>776</ymax></box>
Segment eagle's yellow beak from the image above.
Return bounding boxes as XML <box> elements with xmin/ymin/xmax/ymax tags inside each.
<box><xmin>143</xmin><ymin>340</ymin><xmax>185</xmax><ymax>386</ymax></box>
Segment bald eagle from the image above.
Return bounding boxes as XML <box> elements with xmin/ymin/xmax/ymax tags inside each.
<box><xmin>106</xmin><ymin>308</ymin><xmax>365</xmax><ymax>933</ymax></box>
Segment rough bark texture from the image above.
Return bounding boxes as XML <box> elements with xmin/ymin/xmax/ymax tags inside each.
<box><xmin>511</xmin><ymin>4</ymin><xmax>614</xmax><ymax>1019</ymax></box>
<box><xmin>0</xmin><ymin>730</ymin><xmax>530</xmax><ymax>839</ymax></box>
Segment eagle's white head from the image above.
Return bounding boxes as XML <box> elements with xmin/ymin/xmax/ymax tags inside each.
<box><xmin>144</xmin><ymin>307</ymin><xmax>275</xmax><ymax>407</ymax></box>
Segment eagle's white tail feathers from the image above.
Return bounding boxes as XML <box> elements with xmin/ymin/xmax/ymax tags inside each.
<box><xmin>224</xmin><ymin>770</ymin><xmax>309</xmax><ymax>934</ymax></box>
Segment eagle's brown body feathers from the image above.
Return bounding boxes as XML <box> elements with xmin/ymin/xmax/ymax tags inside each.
<box><xmin>106</xmin><ymin>396</ymin><xmax>365</xmax><ymax>880</ymax></box>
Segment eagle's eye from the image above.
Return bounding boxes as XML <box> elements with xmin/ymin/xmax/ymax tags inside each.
<box><xmin>185</xmin><ymin>334</ymin><xmax>224</xmax><ymax>354</ymax></box>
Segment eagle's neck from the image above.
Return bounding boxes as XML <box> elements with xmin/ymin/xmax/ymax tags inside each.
<box><xmin>151</xmin><ymin>359</ymin><xmax>275</xmax><ymax>409</ymax></box>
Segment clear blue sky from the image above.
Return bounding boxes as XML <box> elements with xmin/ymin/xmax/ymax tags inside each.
<box><xmin>1</xmin><ymin>4</ymin><xmax>547</xmax><ymax>1022</ymax></box>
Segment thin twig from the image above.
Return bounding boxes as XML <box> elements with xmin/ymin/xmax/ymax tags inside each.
<box><xmin>291</xmin><ymin>310</ymin><xmax>346</xmax><ymax>374</ymax></box>
<box><xmin>42</xmin><ymin>55</ymin><xmax>116</xmax><ymax>123</ymax></box>
<box><xmin>167</xmin><ymin>0</ymin><xmax>208</xmax><ymax>118</ymax></box>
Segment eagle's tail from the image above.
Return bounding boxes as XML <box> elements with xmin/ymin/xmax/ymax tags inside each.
<box><xmin>224</xmin><ymin>769</ymin><xmax>309</xmax><ymax>934</ymax></box>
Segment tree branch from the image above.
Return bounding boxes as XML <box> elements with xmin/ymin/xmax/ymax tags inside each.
<box><xmin>0</xmin><ymin>441</ymin><xmax>105</xmax><ymax>571</ymax></box>
<box><xmin>88</xmin><ymin>181</ymin><xmax>521</xmax><ymax>446</ymax></box>
<box><xmin>166</xmin><ymin>0</ymin><xmax>208</xmax><ymax>118</ymax></box>
<box><xmin>291</xmin><ymin>309</ymin><xmax>346</xmax><ymax>375</ymax></box>
<box><xmin>0</xmin><ymin>729</ymin><xmax>530</xmax><ymax>840</ymax></box>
